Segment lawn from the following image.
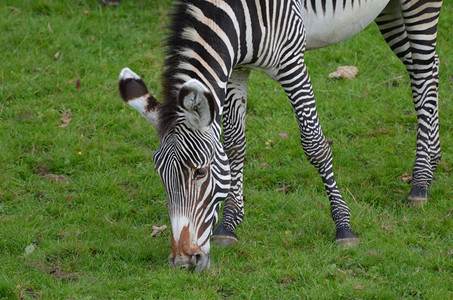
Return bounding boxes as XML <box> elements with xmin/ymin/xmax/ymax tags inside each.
<box><xmin>0</xmin><ymin>0</ymin><xmax>452</xmax><ymax>298</ymax></box>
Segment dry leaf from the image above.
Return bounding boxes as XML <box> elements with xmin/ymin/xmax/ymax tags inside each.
<box><xmin>151</xmin><ymin>225</ymin><xmax>167</xmax><ymax>237</ymax></box>
<box><xmin>401</xmin><ymin>173</ymin><xmax>413</xmax><ymax>182</ymax></box>
<box><xmin>278</xmin><ymin>131</ymin><xmax>289</xmax><ymax>139</ymax></box>
<box><xmin>53</xmin><ymin>51</ymin><xmax>62</xmax><ymax>60</ymax></box>
<box><xmin>265</xmin><ymin>140</ymin><xmax>273</xmax><ymax>150</ymax></box>
<box><xmin>83</xmin><ymin>10</ymin><xmax>89</xmax><ymax>15</ymax></box>
<box><xmin>328</xmin><ymin>66</ymin><xmax>359</xmax><ymax>80</ymax></box>
<box><xmin>277</xmin><ymin>184</ymin><xmax>289</xmax><ymax>192</ymax></box>
<box><xmin>60</xmin><ymin>109</ymin><xmax>73</xmax><ymax>128</ymax></box>
<box><xmin>8</xmin><ymin>6</ymin><xmax>21</xmax><ymax>15</ymax></box>
<box><xmin>353</xmin><ymin>284</ymin><xmax>363</xmax><ymax>290</ymax></box>
<box><xmin>24</xmin><ymin>244</ymin><xmax>36</xmax><ymax>256</ymax></box>
<box><xmin>76</xmin><ymin>78</ymin><xmax>81</xmax><ymax>89</ymax></box>
<box><xmin>380</xmin><ymin>224</ymin><xmax>391</xmax><ymax>232</ymax></box>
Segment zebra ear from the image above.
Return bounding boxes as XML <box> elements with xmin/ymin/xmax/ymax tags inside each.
<box><xmin>118</xmin><ymin>68</ymin><xmax>160</xmax><ymax>127</ymax></box>
<box><xmin>178</xmin><ymin>79</ymin><xmax>217</xmax><ymax>132</ymax></box>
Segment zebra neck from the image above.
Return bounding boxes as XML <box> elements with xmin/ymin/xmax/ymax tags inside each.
<box><xmin>301</xmin><ymin>0</ymin><xmax>390</xmax><ymax>50</ymax></box>
<box><xmin>163</xmin><ymin>1</ymin><xmax>246</xmax><ymax>116</ymax></box>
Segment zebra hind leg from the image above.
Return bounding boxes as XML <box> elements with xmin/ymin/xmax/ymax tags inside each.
<box><xmin>404</xmin><ymin>0</ymin><xmax>442</xmax><ymax>206</ymax></box>
<box><xmin>376</xmin><ymin>0</ymin><xmax>442</xmax><ymax>206</ymax></box>
<box><xmin>211</xmin><ymin>69</ymin><xmax>250</xmax><ymax>247</ymax></box>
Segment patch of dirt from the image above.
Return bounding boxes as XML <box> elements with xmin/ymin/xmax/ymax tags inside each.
<box><xmin>35</xmin><ymin>167</ymin><xmax>69</xmax><ymax>183</ymax></box>
<box><xmin>28</xmin><ymin>261</ymin><xmax>81</xmax><ymax>282</ymax></box>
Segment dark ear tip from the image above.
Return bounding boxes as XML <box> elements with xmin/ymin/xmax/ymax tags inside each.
<box><xmin>118</xmin><ymin>77</ymin><xmax>150</xmax><ymax>102</ymax></box>
<box><xmin>118</xmin><ymin>67</ymin><xmax>150</xmax><ymax>102</ymax></box>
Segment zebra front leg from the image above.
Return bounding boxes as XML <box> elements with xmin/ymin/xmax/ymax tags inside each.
<box><xmin>276</xmin><ymin>64</ymin><xmax>359</xmax><ymax>247</ymax></box>
<box><xmin>211</xmin><ymin>69</ymin><xmax>250</xmax><ymax>247</ymax></box>
<box><xmin>428</xmin><ymin>53</ymin><xmax>441</xmax><ymax>174</ymax></box>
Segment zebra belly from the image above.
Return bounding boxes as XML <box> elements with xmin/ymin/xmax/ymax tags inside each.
<box><xmin>302</xmin><ymin>0</ymin><xmax>391</xmax><ymax>50</ymax></box>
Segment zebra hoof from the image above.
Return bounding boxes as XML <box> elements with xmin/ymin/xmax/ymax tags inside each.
<box><xmin>335</xmin><ymin>228</ymin><xmax>359</xmax><ymax>248</ymax></box>
<box><xmin>211</xmin><ymin>224</ymin><xmax>238</xmax><ymax>247</ymax></box>
<box><xmin>408</xmin><ymin>185</ymin><xmax>430</xmax><ymax>206</ymax></box>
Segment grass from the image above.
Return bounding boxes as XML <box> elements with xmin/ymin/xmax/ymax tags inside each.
<box><xmin>1</xmin><ymin>0</ymin><xmax>452</xmax><ymax>298</ymax></box>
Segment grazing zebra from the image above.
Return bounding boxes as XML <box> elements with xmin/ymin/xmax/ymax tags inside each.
<box><xmin>118</xmin><ymin>0</ymin><xmax>442</xmax><ymax>271</ymax></box>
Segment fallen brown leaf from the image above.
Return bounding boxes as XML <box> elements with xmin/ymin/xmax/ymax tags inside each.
<box><xmin>151</xmin><ymin>225</ymin><xmax>167</xmax><ymax>237</ymax></box>
<box><xmin>380</xmin><ymin>224</ymin><xmax>391</xmax><ymax>232</ymax></box>
<box><xmin>261</xmin><ymin>162</ymin><xmax>270</xmax><ymax>168</ymax></box>
<box><xmin>278</xmin><ymin>131</ymin><xmax>289</xmax><ymax>139</ymax></box>
<box><xmin>277</xmin><ymin>184</ymin><xmax>289</xmax><ymax>192</ymax></box>
<box><xmin>328</xmin><ymin>66</ymin><xmax>359</xmax><ymax>80</ymax></box>
<box><xmin>60</xmin><ymin>109</ymin><xmax>73</xmax><ymax>128</ymax></box>
<box><xmin>265</xmin><ymin>140</ymin><xmax>273</xmax><ymax>150</ymax></box>
<box><xmin>53</xmin><ymin>51</ymin><xmax>62</xmax><ymax>60</ymax></box>
<box><xmin>76</xmin><ymin>78</ymin><xmax>81</xmax><ymax>89</ymax></box>
<box><xmin>401</xmin><ymin>173</ymin><xmax>413</xmax><ymax>182</ymax></box>
<box><xmin>8</xmin><ymin>6</ymin><xmax>21</xmax><ymax>15</ymax></box>
<box><xmin>24</xmin><ymin>244</ymin><xmax>36</xmax><ymax>256</ymax></box>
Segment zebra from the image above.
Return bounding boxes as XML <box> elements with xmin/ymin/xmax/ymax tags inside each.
<box><xmin>118</xmin><ymin>0</ymin><xmax>442</xmax><ymax>271</ymax></box>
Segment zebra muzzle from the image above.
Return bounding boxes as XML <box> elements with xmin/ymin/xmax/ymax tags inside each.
<box><xmin>168</xmin><ymin>251</ymin><xmax>210</xmax><ymax>272</ymax></box>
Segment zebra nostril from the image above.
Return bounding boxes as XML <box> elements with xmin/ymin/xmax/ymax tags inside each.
<box><xmin>191</xmin><ymin>252</ymin><xmax>209</xmax><ymax>272</ymax></box>
<box><xmin>194</xmin><ymin>252</ymin><xmax>203</xmax><ymax>265</ymax></box>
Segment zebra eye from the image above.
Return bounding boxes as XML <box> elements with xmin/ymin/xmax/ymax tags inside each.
<box><xmin>194</xmin><ymin>167</ymin><xmax>208</xmax><ymax>179</ymax></box>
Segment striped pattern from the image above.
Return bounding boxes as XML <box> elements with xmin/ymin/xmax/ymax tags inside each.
<box><xmin>375</xmin><ymin>0</ymin><xmax>442</xmax><ymax>200</ymax></box>
<box><xmin>156</xmin><ymin>0</ymin><xmax>357</xmax><ymax>271</ymax></box>
<box><xmin>304</xmin><ymin>0</ymin><xmax>371</xmax><ymax>15</ymax></box>
<box><xmin>120</xmin><ymin>0</ymin><xmax>442</xmax><ymax>270</ymax></box>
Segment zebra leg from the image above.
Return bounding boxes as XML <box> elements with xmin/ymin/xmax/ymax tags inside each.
<box><xmin>429</xmin><ymin>53</ymin><xmax>441</xmax><ymax>173</ymax></box>
<box><xmin>376</xmin><ymin>0</ymin><xmax>442</xmax><ymax>205</ymax></box>
<box><xmin>211</xmin><ymin>69</ymin><xmax>250</xmax><ymax>247</ymax></box>
<box><xmin>274</xmin><ymin>61</ymin><xmax>358</xmax><ymax>246</ymax></box>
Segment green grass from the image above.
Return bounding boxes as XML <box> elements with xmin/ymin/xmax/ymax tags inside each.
<box><xmin>1</xmin><ymin>0</ymin><xmax>452</xmax><ymax>298</ymax></box>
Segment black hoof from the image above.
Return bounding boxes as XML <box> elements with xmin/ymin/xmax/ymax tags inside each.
<box><xmin>211</xmin><ymin>223</ymin><xmax>238</xmax><ymax>247</ymax></box>
<box><xmin>335</xmin><ymin>228</ymin><xmax>359</xmax><ymax>248</ymax></box>
<box><xmin>408</xmin><ymin>185</ymin><xmax>430</xmax><ymax>206</ymax></box>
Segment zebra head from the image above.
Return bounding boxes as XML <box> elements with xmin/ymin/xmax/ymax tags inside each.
<box><xmin>118</xmin><ymin>68</ymin><xmax>230</xmax><ymax>272</ymax></box>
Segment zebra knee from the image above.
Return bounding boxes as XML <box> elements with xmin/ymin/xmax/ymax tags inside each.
<box><xmin>302</xmin><ymin>137</ymin><xmax>333</xmax><ymax>171</ymax></box>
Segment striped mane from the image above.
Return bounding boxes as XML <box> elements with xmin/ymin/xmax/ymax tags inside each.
<box><xmin>156</xmin><ymin>2</ymin><xmax>187</xmax><ymax>138</ymax></box>
<box><xmin>158</xmin><ymin>0</ymin><xmax>229</xmax><ymax>138</ymax></box>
